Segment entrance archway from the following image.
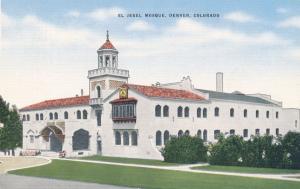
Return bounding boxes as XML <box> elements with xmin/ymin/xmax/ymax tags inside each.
<box><xmin>40</xmin><ymin>125</ymin><xmax>65</xmax><ymax>152</ymax></box>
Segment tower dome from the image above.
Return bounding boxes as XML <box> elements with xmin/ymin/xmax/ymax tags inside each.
<box><xmin>97</xmin><ymin>31</ymin><xmax>118</xmax><ymax>68</ymax></box>
<box><xmin>98</xmin><ymin>31</ymin><xmax>116</xmax><ymax>50</ymax></box>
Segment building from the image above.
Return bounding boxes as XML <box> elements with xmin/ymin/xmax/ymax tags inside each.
<box><xmin>20</xmin><ymin>32</ymin><xmax>300</xmax><ymax>160</ymax></box>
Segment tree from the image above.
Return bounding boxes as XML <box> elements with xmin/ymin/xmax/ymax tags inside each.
<box><xmin>282</xmin><ymin>132</ymin><xmax>300</xmax><ymax>168</ymax></box>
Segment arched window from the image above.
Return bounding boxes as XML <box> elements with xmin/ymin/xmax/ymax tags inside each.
<box><xmin>184</xmin><ymin>107</ymin><xmax>189</xmax><ymax>117</ymax></box>
<box><xmin>256</xmin><ymin>110</ymin><xmax>259</xmax><ymax>118</ymax></box>
<box><xmin>54</xmin><ymin>112</ymin><xmax>58</xmax><ymax>120</ymax></box>
<box><xmin>243</xmin><ymin>129</ymin><xmax>248</xmax><ymax>138</ymax></box>
<box><xmin>96</xmin><ymin>86</ymin><xmax>101</xmax><ymax>98</ymax></box>
<box><xmin>266</xmin><ymin>111</ymin><xmax>270</xmax><ymax>119</ymax></box>
<box><xmin>197</xmin><ymin>130</ymin><xmax>202</xmax><ymax>138</ymax></box>
<box><xmin>26</xmin><ymin>114</ymin><xmax>30</xmax><ymax>121</ymax></box>
<box><xmin>49</xmin><ymin>113</ymin><xmax>53</xmax><ymax>120</ymax></box>
<box><xmin>131</xmin><ymin>131</ymin><xmax>138</xmax><ymax>146</ymax></box>
<box><xmin>184</xmin><ymin>130</ymin><xmax>190</xmax><ymax>136</ymax></box>
<box><xmin>155</xmin><ymin>105</ymin><xmax>161</xmax><ymax>117</ymax></box>
<box><xmin>163</xmin><ymin>105</ymin><xmax>169</xmax><ymax>117</ymax></box>
<box><xmin>163</xmin><ymin>130</ymin><xmax>170</xmax><ymax>145</ymax></box>
<box><xmin>123</xmin><ymin>131</ymin><xmax>129</xmax><ymax>145</ymax></box>
<box><xmin>203</xmin><ymin>130</ymin><xmax>208</xmax><ymax>142</ymax></box>
<box><xmin>276</xmin><ymin>128</ymin><xmax>280</xmax><ymax>136</ymax></box>
<box><xmin>177</xmin><ymin>106</ymin><xmax>183</xmax><ymax>117</ymax></box>
<box><xmin>72</xmin><ymin>129</ymin><xmax>89</xmax><ymax>150</ymax></box>
<box><xmin>40</xmin><ymin>113</ymin><xmax>43</xmax><ymax>120</ymax></box>
<box><xmin>255</xmin><ymin>129</ymin><xmax>260</xmax><ymax>136</ymax></box>
<box><xmin>266</xmin><ymin>128</ymin><xmax>270</xmax><ymax>135</ymax></box>
<box><xmin>77</xmin><ymin>110</ymin><xmax>81</xmax><ymax>119</ymax></box>
<box><xmin>276</xmin><ymin>111</ymin><xmax>279</xmax><ymax>119</ymax></box>
<box><xmin>230</xmin><ymin>129</ymin><xmax>235</xmax><ymax>135</ymax></box>
<box><xmin>35</xmin><ymin>113</ymin><xmax>39</xmax><ymax>121</ymax></box>
<box><xmin>243</xmin><ymin>109</ymin><xmax>247</xmax><ymax>118</ymax></box>
<box><xmin>214</xmin><ymin>107</ymin><xmax>219</xmax><ymax>117</ymax></box>
<box><xmin>83</xmin><ymin>110</ymin><xmax>88</xmax><ymax>119</ymax></box>
<box><xmin>115</xmin><ymin>131</ymin><xmax>121</xmax><ymax>145</ymax></box>
<box><xmin>203</xmin><ymin>108</ymin><xmax>207</xmax><ymax>118</ymax></box>
<box><xmin>178</xmin><ymin>130</ymin><xmax>183</xmax><ymax>137</ymax></box>
<box><xmin>64</xmin><ymin>111</ymin><xmax>68</xmax><ymax>119</ymax></box>
<box><xmin>156</xmin><ymin>131</ymin><xmax>162</xmax><ymax>146</ymax></box>
<box><xmin>22</xmin><ymin>115</ymin><xmax>26</xmax><ymax>121</ymax></box>
<box><xmin>214</xmin><ymin>130</ymin><xmax>221</xmax><ymax>140</ymax></box>
<box><xmin>197</xmin><ymin>108</ymin><xmax>201</xmax><ymax>118</ymax></box>
<box><xmin>230</xmin><ymin>108</ymin><xmax>234</xmax><ymax>117</ymax></box>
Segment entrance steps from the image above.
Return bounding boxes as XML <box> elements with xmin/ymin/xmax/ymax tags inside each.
<box><xmin>41</xmin><ymin>151</ymin><xmax>60</xmax><ymax>158</ymax></box>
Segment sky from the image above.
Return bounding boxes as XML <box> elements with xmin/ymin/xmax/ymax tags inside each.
<box><xmin>1</xmin><ymin>0</ymin><xmax>300</xmax><ymax>108</ymax></box>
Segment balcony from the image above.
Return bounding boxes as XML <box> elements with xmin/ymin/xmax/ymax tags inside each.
<box><xmin>88</xmin><ymin>67</ymin><xmax>129</xmax><ymax>79</ymax></box>
<box><xmin>89</xmin><ymin>98</ymin><xmax>103</xmax><ymax>108</ymax></box>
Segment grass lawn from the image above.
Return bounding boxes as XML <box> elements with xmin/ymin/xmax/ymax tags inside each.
<box><xmin>10</xmin><ymin>159</ymin><xmax>300</xmax><ymax>189</ymax></box>
<box><xmin>192</xmin><ymin>165</ymin><xmax>300</xmax><ymax>174</ymax></box>
<box><xmin>78</xmin><ymin>155</ymin><xmax>179</xmax><ymax>166</ymax></box>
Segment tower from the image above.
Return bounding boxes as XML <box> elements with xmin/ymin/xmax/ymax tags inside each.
<box><xmin>88</xmin><ymin>31</ymin><xmax>129</xmax><ymax>108</ymax></box>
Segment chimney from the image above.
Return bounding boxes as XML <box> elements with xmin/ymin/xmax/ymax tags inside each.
<box><xmin>81</xmin><ymin>89</ymin><xmax>84</xmax><ymax>96</ymax></box>
<box><xmin>216</xmin><ymin>72</ymin><xmax>223</xmax><ymax>92</ymax></box>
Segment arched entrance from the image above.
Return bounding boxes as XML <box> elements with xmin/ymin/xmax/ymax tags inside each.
<box><xmin>50</xmin><ymin>132</ymin><xmax>62</xmax><ymax>152</ymax></box>
<box><xmin>40</xmin><ymin>125</ymin><xmax>65</xmax><ymax>152</ymax></box>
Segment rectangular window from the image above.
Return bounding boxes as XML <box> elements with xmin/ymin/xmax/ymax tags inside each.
<box><xmin>214</xmin><ymin>130</ymin><xmax>220</xmax><ymax>140</ymax></box>
<box><xmin>276</xmin><ymin>112</ymin><xmax>279</xmax><ymax>119</ymax></box>
<box><xmin>112</xmin><ymin>103</ymin><xmax>137</xmax><ymax>122</ymax></box>
<box><xmin>96</xmin><ymin>110</ymin><xmax>102</xmax><ymax>126</ymax></box>
<box><xmin>243</xmin><ymin>129</ymin><xmax>248</xmax><ymax>138</ymax></box>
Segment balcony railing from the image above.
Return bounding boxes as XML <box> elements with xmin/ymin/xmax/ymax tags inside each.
<box><xmin>89</xmin><ymin>98</ymin><xmax>103</xmax><ymax>108</ymax></box>
<box><xmin>88</xmin><ymin>67</ymin><xmax>129</xmax><ymax>79</ymax></box>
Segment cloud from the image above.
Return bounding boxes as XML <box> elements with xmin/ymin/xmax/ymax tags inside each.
<box><xmin>126</xmin><ymin>20</ymin><xmax>155</xmax><ymax>31</ymax></box>
<box><xmin>278</xmin><ymin>16</ymin><xmax>300</xmax><ymax>29</ymax></box>
<box><xmin>224</xmin><ymin>11</ymin><xmax>257</xmax><ymax>23</ymax></box>
<box><xmin>276</xmin><ymin>8</ymin><xmax>288</xmax><ymax>14</ymax></box>
<box><xmin>66</xmin><ymin>10</ymin><xmax>80</xmax><ymax>18</ymax></box>
<box><xmin>86</xmin><ymin>7</ymin><xmax>125</xmax><ymax>21</ymax></box>
<box><xmin>1</xmin><ymin>11</ymin><xmax>16</xmax><ymax>27</ymax></box>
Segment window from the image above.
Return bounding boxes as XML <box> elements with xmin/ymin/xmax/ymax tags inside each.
<box><xmin>163</xmin><ymin>105</ymin><xmax>169</xmax><ymax>117</ymax></box>
<box><xmin>276</xmin><ymin>128</ymin><xmax>280</xmax><ymax>136</ymax></box>
<box><xmin>77</xmin><ymin>110</ymin><xmax>81</xmax><ymax>119</ymax></box>
<box><xmin>184</xmin><ymin>107</ymin><xmax>189</xmax><ymax>117</ymax></box>
<box><xmin>27</xmin><ymin>114</ymin><xmax>30</xmax><ymax>121</ymax></box>
<box><xmin>112</xmin><ymin>103</ymin><xmax>136</xmax><ymax>121</ymax></box>
<box><xmin>230</xmin><ymin>108</ymin><xmax>234</xmax><ymax>117</ymax></box>
<box><xmin>177</xmin><ymin>106</ymin><xmax>183</xmax><ymax>117</ymax></box>
<box><xmin>64</xmin><ymin>111</ymin><xmax>68</xmax><ymax>119</ymax></box>
<box><xmin>214</xmin><ymin>107</ymin><xmax>219</xmax><ymax>117</ymax></box>
<box><xmin>49</xmin><ymin>113</ymin><xmax>53</xmax><ymax>120</ymax></box>
<box><xmin>164</xmin><ymin>130</ymin><xmax>170</xmax><ymax>145</ymax></box>
<box><xmin>203</xmin><ymin>130</ymin><xmax>208</xmax><ymax>142</ymax></box>
<box><xmin>40</xmin><ymin>113</ymin><xmax>43</xmax><ymax>120</ymax></box>
<box><xmin>214</xmin><ymin>130</ymin><xmax>220</xmax><ymax>140</ymax></box>
<box><xmin>22</xmin><ymin>115</ymin><xmax>26</xmax><ymax>121</ymax></box>
<box><xmin>184</xmin><ymin>130</ymin><xmax>190</xmax><ymax>136</ymax></box>
<box><xmin>276</xmin><ymin>111</ymin><xmax>279</xmax><ymax>119</ymax></box>
<box><xmin>295</xmin><ymin>120</ymin><xmax>298</xmax><ymax>128</ymax></box>
<box><xmin>155</xmin><ymin>105</ymin><xmax>161</xmax><ymax>117</ymax></box>
<box><xmin>256</xmin><ymin>110</ymin><xmax>259</xmax><ymax>118</ymax></box>
<box><xmin>96</xmin><ymin>86</ymin><xmax>101</xmax><ymax>98</ymax></box>
<box><xmin>255</xmin><ymin>129</ymin><xmax>260</xmax><ymax>136</ymax></box>
<box><xmin>72</xmin><ymin>129</ymin><xmax>89</xmax><ymax>150</ymax></box>
<box><xmin>243</xmin><ymin>129</ymin><xmax>248</xmax><ymax>138</ymax></box>
<box><xmin>203</xmin><ymin>108</ymin><xmax>207</xmax><ymax>118</ymax></box>
<box><xmin>105</xmin><ymin>56</ymin><xmax>110</xmax><ymax>66</ymax></box>
<box><xmin>54</xmin><ymin>112</ymin><xmax>58</xmax><ymax>120</ymax></box>
<box><xmin>123</xmin><ymin>131</ymin><xmax>129</xmax><ymax>145</ymax></box>
<box><xmin>197</xmin><ymin>130</ymin><xmax>202</xmax><ymax>138</ymax></box>
<box><xmin>83</xmin><ymin>110</ymin><xmax>88</xmax><ymax>119</ymax></box>
<box><xmin>243</xmin><ymin>109</ymin><xmax>247</xmax><ymax>118</ymax></box>
<box><xmin>30</xmin><ymin>135</ymin><xmax>34</xmax><ymax>143</ymax></box>
<box><xmin>197</xmin><ymin>108</ymin><xmax>201</xmax><ymax>118</ymax></box>
<box><xmin>178</xmin><ymin>130</ymin><xmax>183</xmax><ymax>137</ymax></box>
<box><xmin>96</xmin><ymin>110</ymin><xmax>102</xmax><ymax>126</ymax></box>
<box><xmin>156</xmin><ymin>131</ymin><xmax>162</xmax><ymax>146</ymax></box>
<box><xmin>115</xmin><ymin>131</ymin><xmax>121</xmax><ymax>145</ymax></box>
<box><xmin>131</xmin><ymin>131</ymin><xmax>138</xmax><ymax>146</ymax></box>
<box><xmin>35</xmin><ymin>113</ymin><xmax>39</xmax><ymax>121</ymax></box>
<box><xmin>266</xmin><ymin>111</ymin><xmax>270</xmax><ymax>119</ymax></box>
<box><xmin>266</xmin><ymin>128</ymin><xmax>270</xmax><ymax>135</ymax></box>
<box><xmin>230</xmin><ymin>129</ymin><xmax>235</xmax><ymax>135</ymax></box>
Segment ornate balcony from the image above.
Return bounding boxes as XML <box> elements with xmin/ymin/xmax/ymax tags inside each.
<box><xmin>88</xmin><ymin>67</ymin><xmax>129</xmax><ymax>79</ymax></box>
<box><xmin>89</xmin><ymin>98</ymin><xmax>103</xmax><ymax>108</ymax></box>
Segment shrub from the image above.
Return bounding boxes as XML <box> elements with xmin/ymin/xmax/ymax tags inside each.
<box><xmin>209</xmin><ymin>135</ymin><xmax>244</xmax><ymax>165</ymax></box>
<box><xmin>282</xmin><ymin>131</ymin><xmax>300</xmax><ymax>168</ymax></box>
<box><xmin>161</xmin><ymin>135</ymin><xmax>207</xmax><ymax>163</ymax></box>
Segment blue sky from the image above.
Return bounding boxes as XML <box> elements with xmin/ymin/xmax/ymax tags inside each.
<box><xmin>1</xmin><ymin>0</ymin><xmax>300</xmax><ymax>108</ymax></box>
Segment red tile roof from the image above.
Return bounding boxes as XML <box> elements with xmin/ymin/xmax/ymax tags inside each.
<box><xmin>20</xmin><ymin>96</ymin><xmax>89</xmax><ymax>111</ymax></box>
<box><xmin>125</xmin><ymin>84</ymin><xmax>205</xmax><ymax>101</ymax></box>
<box><xmin>99</xmin><ymin>39</ymin><xmax>116</xmax><ymax>50</ymax></box>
